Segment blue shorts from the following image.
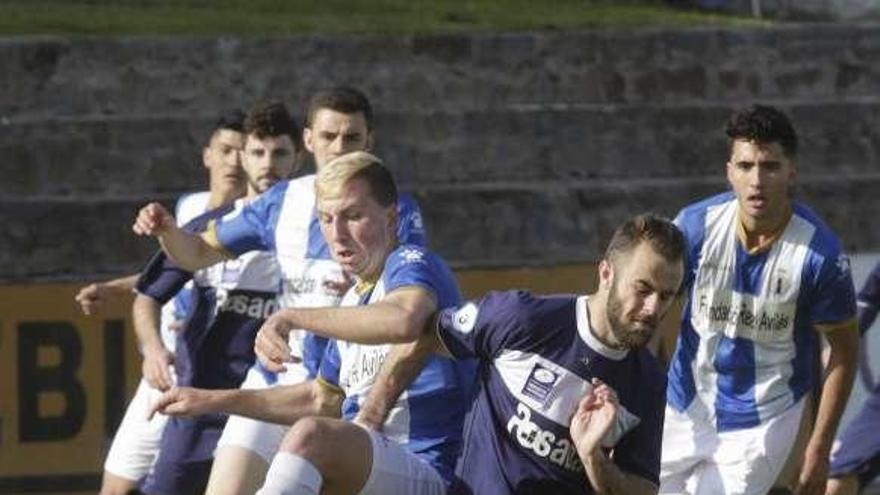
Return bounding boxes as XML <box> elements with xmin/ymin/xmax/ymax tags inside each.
<box><xmin>830</xmin><ymin>385</ymin><xmax>880</xmax><ymax>486</ymax></box>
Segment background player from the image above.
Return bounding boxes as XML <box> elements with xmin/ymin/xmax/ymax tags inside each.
<box><xmin>76</xmin><ymin>109</ymin><xmax>246</xmax><ymax>495</ymax></box>
<box><xmin>826</xmin><ymin>261</ymin><xmax>880</xmax><ymax>495</ymax></box>
<box><xmin>661</xmin><ymin>104</ymin><xmax>859</xmax><ymax>495</ymax></box>
<box><xmin>137</xmin><ymin>101</ymin><xmax>298</xmax><ymax>494</ymax></box>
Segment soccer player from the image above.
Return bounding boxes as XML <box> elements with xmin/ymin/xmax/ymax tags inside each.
<box><xmin>136</xmin><ymin>101</ymin><xmax>298</xmax><ymax>495</ymax></box>
<box><xmin>826</xmin><ymin>261</ymin><xmax>880</xmax><ymax>495</ymax></box>
<box><xmin>256</xmin><ymin>212</ymin><xmax>685</xmax><ymax>494</ymax></box>
<box><xmin>150</xmin><ymin>151</ymin><xmax>472</xmax><ymax>495</ymax></box>
<box><xmin>133</xmin><ymin>87</ymin><xmax>427</xmax><ymax>494</ymax></box>
<box><xmin>661</xmin><ymin>104</ymin><xmax>859</xmax><ymax>495</ymax></box>
<box><xmin>78</xmin><ymin>109</ymin><xmax>246</xmax><ymax>495</ymax></box>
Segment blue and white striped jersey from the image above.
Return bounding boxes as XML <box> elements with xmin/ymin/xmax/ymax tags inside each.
<box><xmin>209</xmin><ymin>174</ymin><xmax>427</xmax><ymax>378</ymax></box>
<box><xmin>436</xmin><ymin>291</ymin><xmax>664</xmax><ymax>494</ymax></box>
<box><xmin>318</xmin><ymin>244</ymin><xmax>474</xmax><ymax>483</ymax></box>
<box><xmin>667</xmin><ymin>192</ymin><xmax>857</xmax><ymax>432</ymax></box>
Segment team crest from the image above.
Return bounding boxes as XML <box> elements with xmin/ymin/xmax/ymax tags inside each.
<box><xmin>400</xmin><ymin>248</ymin><xmax>425</xmax><ymax>264</ymax></box>
<box><xmin>522</xmin><ymin>363</ymin><xmax>559</xmax><ymax>403</ymax></box>
<box><xmin>450</xmin><ymin>302</ymin><xmax>478</xmax><ymax>334</ymax></box>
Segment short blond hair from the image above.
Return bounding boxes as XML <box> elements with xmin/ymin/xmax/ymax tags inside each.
<box><xmin>316</xmin><ymin>151</ymin><xmax>397</xmax><ymax>207</ymax></box>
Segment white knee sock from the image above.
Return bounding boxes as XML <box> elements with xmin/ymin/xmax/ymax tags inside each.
<box><xmin>255</xmin><ymin>452</ymin><xmax>323</xmax><ymax>495</ymax></box>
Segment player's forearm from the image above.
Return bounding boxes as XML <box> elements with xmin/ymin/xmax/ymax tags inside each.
<box><xmin>221</xmin><ymin>381</ymin><xmax>343</xmax><ymax>426</ymax></box>
<box><xmin>278</xmin><ymin>302</ymin><xmax>423</xmax><ymax>345</ymax></box>
<box><xmin>581</xmin><ymin>449</ymin><xmax>657</xmax><ymax>495</ymax></box>
<box><xmin>103</xmin><ymin>274</ymin><xmax>139</xmax><ymax>294</ymax></box>
<box><xmin>358</xmin><ymin>339</ymin><xmax>434</xmax><ymax>428</ymax></box>
<box><xmin>156</xmin><ymin>227</ymin><xmax>225</xmax><ymax>273</ymax></box>
<box><xmin>132</xmin><ymin>293</ymin><xmax>164</xmax><ymax>352</ymax></box>
<box><xmin>809</xmin><ymin>326</ymin><xmax>859</xmax><ymax>454</ymax></box>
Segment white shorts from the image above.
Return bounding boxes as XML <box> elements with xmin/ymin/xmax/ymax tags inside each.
<box><xmin>215</xmin><ymin>362</ymin><xmax>310</xmax><ymax>463</ymax></box>
<box><xmin>659</xmin><ymin>399</ymin><xmax>806</xmax><ymax>495</ymax></box>
<box><xmin>358</xmin><ymin>429</ymin><xmax>446</xmax><ymax>495</ymax></box>
<box><xmin>103</xmin><ymin>378</ymin><xmax>169</xmax><ymax>480</ymax></box>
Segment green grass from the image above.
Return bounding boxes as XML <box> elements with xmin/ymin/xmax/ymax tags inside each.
<box><xmin>0</xmin><ymin>0</ymin><xmax>767</xmax><ymax>36</ymax></box>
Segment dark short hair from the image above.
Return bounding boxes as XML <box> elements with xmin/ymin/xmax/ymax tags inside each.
<box><xmin>725</xmin><ymin>104</ymin><xmax>798</xmax><ymax>159</ymax></box>
<box><xmin>605</xmin><ymin>213</ymin><xmax>685</xmax><ymax>265</ymax></box>
<box><xmin>215</xmin><ymin>108</ymin><xmax>245</xmax><ymax>133</ymax></box>
<box><xmin>244</xmin><ymin>101</ymin><xmax>302</xmax><ymax>151</ymax></box>
<box><xmin>306</xmin><ymin>86</ymin><xmax>373</xmax><ymax>130</ymax></box>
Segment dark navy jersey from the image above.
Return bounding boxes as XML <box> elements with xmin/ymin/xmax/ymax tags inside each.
<box><xmin>437</xmin><ymin>291</ymin><xmax>665</xmax><ymax>494</ymax></box>
<box><xmin>858</xmin><ymin>262</ymin><xmax>880</xmax><ymax>336</ymax></box>
<box><xmin>137</xmin><ymin>200</ymin><xmax>281</xmax><ymax>495</ymax></box>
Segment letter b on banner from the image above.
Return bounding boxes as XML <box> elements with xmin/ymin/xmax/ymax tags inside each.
<box><xmin>17</xmin><ymin>322</ymin><xmax>86</xmax><ymax>442</ymax></box>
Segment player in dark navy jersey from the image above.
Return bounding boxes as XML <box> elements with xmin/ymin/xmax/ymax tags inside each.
<box><xmin>136</xmin><ymin>102</ymin><xmax>298</xmax><ymax>495</ymax></box>
<box><xmin>827</xmin><ymin>261</ymin><xmax>880</xmax><ymax>495</ymax></box>
<box><xmin>428</xmin><ymin>214</ymin><xmax>685</xmax><ymax>495</ymax></box>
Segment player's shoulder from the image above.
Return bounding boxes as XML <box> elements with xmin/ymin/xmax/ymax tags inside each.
<box><xmin>675</xmin><ymin>192</ymin><xmax>734</xmax><ymax>225</ymax></box>
<box><xmin>386</xmin><ymin>243</ymin><xmax>440</xmax><ymax>268</ymax></box>
<box><xmin>791</xmin><ymin>200</ymin><xmax>845</xmax><ymax>256</ymax></box>
<box><xmin>175</xmin><ymin>190</ymin><xmax>210</xmax><ymax>225</ymax></box>
<box><xmin>478</xmin><ymin>290</ymin><xmax>575</xmax><ymax>327</ymax></box>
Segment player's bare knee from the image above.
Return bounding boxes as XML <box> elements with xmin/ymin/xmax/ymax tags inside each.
<box><xmin>280</xmin><ymin>417</ymin><xmax>334</xmax><ymax>464</ymax></box>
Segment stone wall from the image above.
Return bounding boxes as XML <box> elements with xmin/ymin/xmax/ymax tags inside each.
<box><xmin>2</xmin><ymin>25</ymin><xmax>879</xmax><ymax>281</ymax></box>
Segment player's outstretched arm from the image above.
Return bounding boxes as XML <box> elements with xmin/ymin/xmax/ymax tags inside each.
<box><xmin>572</xmin><ymin>380</ymin><xmax>658</xmax><ymax>495</ymax></box>
<box><xmin>150</xmin><ymin>381</ymin><xmax>343</xmax><ymax>426</ymax></box>
<box><xmin>74</xmin><ymin>274</ymin><xmax>139</xmax><ymax>315</ymax></box>
<box><xmin>132</xmin><ymin>202</ymin><xmax>225</xmax><ymax>272</ymax></box>
<box><xmin>255</xmin><ymin>286</ymin><xmax>438</xmax><ymax>371</ymax></box>
<box><xmin>798</xmin><ymin>320</ymin><xmax>859</xmax><ymax>495</ymax></box>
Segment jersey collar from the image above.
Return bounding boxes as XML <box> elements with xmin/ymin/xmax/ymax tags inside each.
<box><xmin>576</xmin><ymin>296</ymin><xmax>629</xmax><ymax>361</ymax></box>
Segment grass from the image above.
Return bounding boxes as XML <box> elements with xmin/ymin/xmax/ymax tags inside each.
<box><xmin>0</xmin><ymin>0</ymin><xmax>767</xmax><ymax>36</ymax></box>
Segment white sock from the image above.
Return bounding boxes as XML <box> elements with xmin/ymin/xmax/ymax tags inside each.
<box><xmin>255</xmin><ymin>451</ymin><xmax>323</xmax><ymax>495</ymax></box>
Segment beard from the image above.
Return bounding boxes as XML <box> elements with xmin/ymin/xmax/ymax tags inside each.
<box><xmin>605</xmin><ymin>278</ymin><xmax>656</xmax><ymax>349</ymax></box>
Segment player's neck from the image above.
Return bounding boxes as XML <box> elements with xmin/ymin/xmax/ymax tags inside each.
<box><xmin>737</xmin><ymin>204</ymin><xmax>792</xmax><ymax>254</ymax></box>
<box><xmin>585</xmin><ymin>293</ymin><xmax>624</xmax><ymax>350</ymax></box>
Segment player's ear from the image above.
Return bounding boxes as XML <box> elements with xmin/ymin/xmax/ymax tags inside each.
<box><xmin>385</xmin><ymin>203</ymin><xmax>398</xmax><ymax>235</ymax></box>
<box><xmin>598</xmin><ymin>259</ymin><xmax>614</xmax><ymax>291</ymax></box>
<box><xmin>303</xmin><ymin>127</ymin><xmax>315</xmax><ymax>154</ymax></box>
<box><xmin>365</xmin><ymin>130</ymin><xmax>374</xmax><ymax>151</ymax></box>
<box><xmin>202</xmin><ymin>147</ymin><xmax>211</xmax><ymax>169</ymax></box>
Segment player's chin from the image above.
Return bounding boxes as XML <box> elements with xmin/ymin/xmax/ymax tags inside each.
<box><xmin>622</xmin><ymin>327</ymin><xmax>653</xmax><ymax>348</ymax></box>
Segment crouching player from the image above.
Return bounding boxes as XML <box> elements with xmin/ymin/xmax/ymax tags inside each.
<box><xmin>151</xmin><ymin>151</ymin><xmax>474</xmax><ymax>494</ymax></box>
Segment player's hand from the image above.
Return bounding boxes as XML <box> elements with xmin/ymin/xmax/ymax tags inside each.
<box><xmin>148</xmin><ymin>386</ymin><xmax>216</xmax><ymax>419</ymax></box>
<box><xmin>74</xmin><ymin>283</ymin><xmax>108</xmax><ymax>315</ymax></box>
<box><xmin>794</xmin><ymin>445</ymin><xmax>829</xmax><ymax>495</ymax></box>
<box><xmin>142</xmin><ymin>344</ymin><xmax>175</xmax><ymax>391</ymax></box>
<box><xmin>254</xmin><ymin>311</ymin><xmax>296</xmax><ymax>373</ymax></box>
<box><xmin>570</xmin><ymin>378</ymin><xmax>619</xmax><ymax>460</ymax></box>
<box><xmin>133</xmin><ymin>202</ymin><xmax>176</xmax><ymax>237</ymax></box>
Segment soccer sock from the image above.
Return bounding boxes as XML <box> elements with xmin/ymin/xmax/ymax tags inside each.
<box><xmin>255</xmin><ymin>452</ymin><xmax>323</xmax><ymax>495</ymax></box>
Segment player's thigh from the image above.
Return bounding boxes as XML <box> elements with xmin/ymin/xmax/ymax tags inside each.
<box><xmin>103</xmin><ymin>379</ymin><xmax>167</xmax><ymax>481</ymax></box>
<box><xmin>660</xmin><ymin>404</ymin><xmax>715</xmax><ymax>494</ymax></box>
<box><xmin>353</xmin><ymin>429</ymin><xmax>446</xmax><ymax>495</ymax></box>
<box><xmin>206</xmin><ymin>445</ymin><xmax>271</xmax><ymax>495</ymax></box>
<box><xmin>700</xmin><ymin>401</ymin><xmax>804</xmax><ymax>495</ymax></box>
<box><xmin>216</xmin><ymin>412</ymin><xmax>287</xmax><ymax>463</ymax></box>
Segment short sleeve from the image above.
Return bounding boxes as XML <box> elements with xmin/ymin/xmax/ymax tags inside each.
<box><xmin>809</xmin><ymin>252</ymin><xmax>857</xmax><ymax>326</ymax></box>
<box><xmin>213</xmin><ymin>181</ymin><xmax>288</xmax><ymax>256</ymax></box>
<box><xmin>317</xmin><ymin>341</ymin><xmax>342</xmax><ymax>387</ymax></box>
<box><xmin>609</xmin><ymin>364</ymin><xmax>666</xmax><ymax>486</ymax></box>
<box><xmin>436</xmin><ymin>290</ymin><xmax>530</xmax><ymax>360</ymax></box>
<box><xmin>135</xmin><ymin>250</ymin><xmax>193</xmax><ymax>305</ymax></box>
<box><xmin>397</xmin><ymin>193</ymin><xmax>427</xmax><ymax>247</ymax></box>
